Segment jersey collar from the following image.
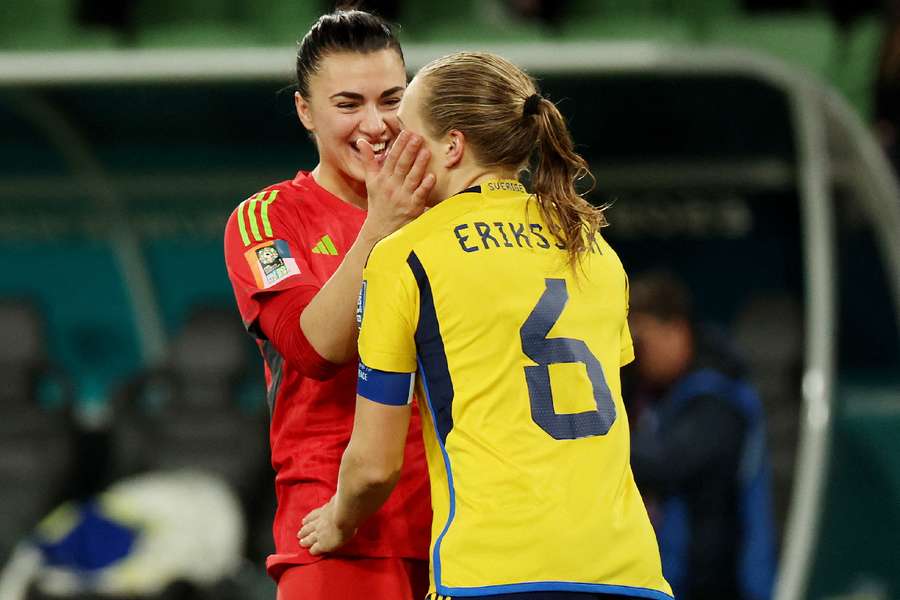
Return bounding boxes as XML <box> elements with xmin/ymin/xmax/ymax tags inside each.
<box><xmin>457</xmin><ymin>179</ymin><xmax>528</xmax><ymax>198</ymax></box>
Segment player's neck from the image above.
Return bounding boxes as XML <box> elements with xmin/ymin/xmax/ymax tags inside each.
<box><xmin>311</xmin><ymin>164</ymin><xmax>368</xmax><ymax>209</ymax></box>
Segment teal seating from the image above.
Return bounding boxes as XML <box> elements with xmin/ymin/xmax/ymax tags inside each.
<box><xmin>399</xmin><ymin>0</ymin><xmax>548</xmax><ymax>42</ymax></box>
<box><xmin>706</xmin><ymin>13</ymin><xmax>838</xmax><ymax>78</ymax></box>
<box><xmin>561</xmin><ymin>0</ymin><xmax>693</xmax><ymax>43</ymax></box>
<box><xmin>242</xmin><ymin>0</ymin><xmax>324</xmax><ymax>45</ymax></box>
<box><xmin>134</xmin><ymin>0</ymin><xmax>257</xmax><ymax>47</ymax></box>
<box><xmin>562</xmin><ymin>16</ymin><xmax>692</xmax><ymax>43</ymax></box>
<box><xmin>0</xmin><ymin>240</ymin><xmax>143</xmax><ymax>405</ymax></box>
<box><xmin>830</xmin><ymin>17</ymin><xmax>884</xmax><ymax>118</ymax></box>
<box><xmin>137</xmin><ymin>24</ymin><xmax>260</xmax><ymax>48</ymax></box>
<box><xmin>0</xmin><ymin>0</ymin><xmax>120</xmax><ymax>49</ymax></box>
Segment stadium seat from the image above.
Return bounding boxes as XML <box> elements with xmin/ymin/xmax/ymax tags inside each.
<box><xmin>0</xmin><ymin>0</ymin><xmax>72</xmax><ymax>49</ymax></box>
<box><xmin>561</xmin><ymin>0</ymin><xmax>692</xmax><ymax>43</ymax></box>
<box><xmin>398</xmin><ymin>0</ymin><xmax>544</xmax><ymax>42</ymax></box>
<box><xmin>136</xmin><ymin>24</ymin><xmax>260</xmax><ymax>48</ymax></box>
<box><xmin>134</xmin><ymin>0</ymin><xmax>258</xmax><ymax>47</ymax></box>
<box><xmin>242</xmin><ymin>0</ymin><xmax>324</xmax><ymax>45</ymax></box>
<box><xmin>0</xmin><ymin>300</ymin><xmax>77</xmax><ymax>563</ymax></box>
<box><xmin>706</xmin><ymin>13</ymin><xmax>838</xmax><ymax>78</ymax></box>
<box><xmin>109</xmin><ymin>307</ymin><xmax>268</xmax><ymax>512</ymax></box>
<box><xmin>830</xmin><ymin>17</ymin><xmax>884</xmax><ymax>118</ymax></box>
<box><xmin>562</xmin><ymin>16</ymin><xmax>693</xmax><ymax>43</ymax></box>
<box><xmin>733</xmin><ymin>293</ymin><xmax>804</xmax><ymax>537</ymax></box>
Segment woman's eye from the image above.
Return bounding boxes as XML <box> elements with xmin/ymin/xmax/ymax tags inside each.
<box><xmin>337</xmin><ymin>103</ymin><xmax>357</xmax><ymax>110</ymax></box>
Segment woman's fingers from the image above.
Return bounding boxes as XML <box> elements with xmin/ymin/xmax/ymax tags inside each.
<box><xmin>301</xmin><ymin>507</ymin><xmax>322</xmax><ymax>525</ymax></box>
<box><xmin>412</xmin><ymin>173</ymin><xmax>436</xmax><ymax>207</ymax></box>
<box><xmin>298</xmin><ymin>530</ymin><xmax>316</xmax><ymax>548</ymax></box>
<box><xmin>297</xmin><ymin>521</ymin><xmax>315</xmax><ymax>539</ymax></box>
<box><xmin>380</xmin><ymin>130</ymin><xmax>411</xmax><ymax>175</ymax></box>
<box><xmin>356</xmin><ymin>138</ymin><xmax>378</xmax><ymax>177</ymax></box>
<box><xmin>389</xmin><ymin>134</ymin><xmax>421</xmax><ymax>182</ymax></box>
<box><xmin>403</xmin><ymin>147</ymin><xmax>432</xmax><ymax>192</ymax></box>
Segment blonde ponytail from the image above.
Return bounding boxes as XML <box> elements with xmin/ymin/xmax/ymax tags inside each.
<box><xmin>418</xmin><ymin>52</ymin><xmax>606</xmax><ymax>268</ymax></box>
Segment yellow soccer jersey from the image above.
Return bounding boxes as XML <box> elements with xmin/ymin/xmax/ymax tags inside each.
<box><xmin>356</xmin><ymin>180</ymin><xmax>672</xmax><ymax>599</ymax></box>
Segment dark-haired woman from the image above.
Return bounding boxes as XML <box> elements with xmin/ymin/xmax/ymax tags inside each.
<box><xmin>223</xmin><ymin>10</ymin><xmax>433</xmax><ymax>599</ymax></box>
<box><xmin>298</xmin><ymin>52</ymin><xmax>673</xmax><ymax>600</ymax></box>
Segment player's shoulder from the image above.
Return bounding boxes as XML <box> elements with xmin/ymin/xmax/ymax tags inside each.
<box><xmin>225</xmin><ymin>177</ymin><xmax>310</xmax><ymax>247</ymax></box>
<box><xmin>366</xmin><ymin>228</ymin><xmax>414</xmax><ymax>273</ymax></box>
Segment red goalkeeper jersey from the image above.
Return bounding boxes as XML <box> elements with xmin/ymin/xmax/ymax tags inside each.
<box><xmin>224</xmin><ymin>171</ymin><xmax>431</xmax><ymax>579</ymax></box>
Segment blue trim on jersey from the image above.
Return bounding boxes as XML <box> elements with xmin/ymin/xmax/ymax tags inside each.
<box><xmin>407</xmin><ymin>251</ymin><xmax>455</xmax><ymax>443</ymax></box>
<box><xmin>418</xmin><ymin>357</ymin><xmax>457</xmax><ymax>593</ymax></box>
<box><xmin>404</xmin><ymin>251</ymin><xmax>671</xmax><ymax>600</ymax></box>
<box><xmin>357</xmin><ymin>362</ymin><xmax>413</xmax><ymax>406</ymax></box>
<box><xmin>437</xmin><ymin>581</ymin><xmax>674</xmax><ymax>599</ymax></box>
<box><xmin>406</xmin><ymin>250</ymin><xmax>457</xmax><ymax>589</ymax></box>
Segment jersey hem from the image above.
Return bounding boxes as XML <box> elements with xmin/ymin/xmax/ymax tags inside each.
<box><xmin>435</xmin><ymin>581</ymin><xmax>673</xmax><ymax>599</ymax></box>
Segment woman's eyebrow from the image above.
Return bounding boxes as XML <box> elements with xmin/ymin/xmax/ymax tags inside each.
<box><xmin>328</xmin><ymin>86</ymin><xmax>404</xmax><ymax>102</ymax></box>
<box><xmin>380</xmin><ymin>86</ymin><xmax>405</xmax><ymax>98</ymax></box>
<box><xmin>329</xmin><ymin>91</ymin><xmax>364</xmax><ymax>101</ymax></box>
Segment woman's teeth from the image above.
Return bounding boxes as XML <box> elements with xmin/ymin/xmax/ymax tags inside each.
<box><xmin>372</xmin><ymin>142</ymin><xmax>386</xmax><ymax>153</ymax></box>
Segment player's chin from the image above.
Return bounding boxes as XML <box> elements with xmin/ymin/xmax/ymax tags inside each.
<box><xmin>343</xmin><ymin>154</ymin><xmax>368</xmax><ymax>183</ymax></box>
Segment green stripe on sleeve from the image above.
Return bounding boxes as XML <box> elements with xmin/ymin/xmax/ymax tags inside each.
<box><xmin>247</xmin><ymin>192</ymin><xmax>263</xmax><ymax>242</ymax></box>
<box><xmin>236</xmin><ymin>200</ymin><xmax>251</xmax><ymax>246</ymax></box>
<box><xmin>260</xmin><ymin>190</ymin><xmax>279</xmax><ymax>238</ymax></box>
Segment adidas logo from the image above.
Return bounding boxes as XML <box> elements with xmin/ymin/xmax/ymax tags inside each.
<box><xmin>311</xmin><ymin>234</ymin><xmax>338</xmax><ymax>256</ymax></box>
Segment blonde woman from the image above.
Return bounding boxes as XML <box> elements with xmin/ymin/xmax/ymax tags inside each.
<box><xmin>299</xmin><ymin>52</ymin><xmax>672</xmax><ymax>600</ymax></box>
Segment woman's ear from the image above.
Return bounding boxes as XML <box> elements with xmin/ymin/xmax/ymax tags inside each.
<box><xmin>444</xmin><ymin>130</ymin><xmax>465</xmax><ymax>168</ymax></box>
<box><xmin>295</xmin><ymin>91</ymin><xmax>314</xmax><ymax>132</ymax></box>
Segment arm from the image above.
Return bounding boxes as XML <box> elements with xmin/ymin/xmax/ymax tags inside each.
<box><xmin>298</xmin><ymin>132</ymin><xmax>434</xmax><ymax>364</ymax></box>
<box><xmin>298</xmin><ymin>394</ymin><xmax>412</xmax><ymax>555</ymax></box>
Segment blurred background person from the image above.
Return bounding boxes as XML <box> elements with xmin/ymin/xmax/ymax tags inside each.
<box><xmin>626</xmin><ymin>272</ymin><xmax>777</xmax><ymax>600</ymax></box>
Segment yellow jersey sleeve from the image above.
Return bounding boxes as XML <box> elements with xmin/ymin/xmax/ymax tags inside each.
<box><xmin>620</xmin><ymin>318</ymin><xmax>635</xmax><ymax>366</ymax></box>
<box><xmin>357</xmin><ymin>243</ymin><xmax>419</xmax><ymax>374</ymax></box>
<box><xmin>620</xmin><ymin>277</ymin><xmax>635</xmax><ymax>366</ymax></box>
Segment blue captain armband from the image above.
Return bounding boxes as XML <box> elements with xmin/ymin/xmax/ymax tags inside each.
<box><xmin>358</xmin><ymin>362</ymin><xmax>415</xmax><ymax>406</ymax></box>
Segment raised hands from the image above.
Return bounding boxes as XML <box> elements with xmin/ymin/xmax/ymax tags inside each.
<box><xmin>358</xmin><ymin>130</ymin><xmax>435</xmax><ymax>242</ymax></box>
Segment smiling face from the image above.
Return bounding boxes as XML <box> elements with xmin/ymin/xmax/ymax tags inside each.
<box><xmin>295</xmin><ymin>48</ymin><xmax>406</xmax><ymax>193</ymax></box>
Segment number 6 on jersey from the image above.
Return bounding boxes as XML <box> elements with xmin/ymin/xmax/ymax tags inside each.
<box><xmin>520</xmin><ymin>278</ymin><xmax>617</xmax><ymax>440</ymax></box>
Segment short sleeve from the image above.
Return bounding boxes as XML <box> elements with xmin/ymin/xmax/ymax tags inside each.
<box><xmin>357</xmin><ymin>244</ymin><xmax>419</xmax><ymax>374</ymax></box>
<box><xmin>620</xmin><ymin>272</ymin><xmax>634</xmax><ymax>366</ymax></box>
<box><xmin>620</xmin><ymin>318</ymin><xmax>635</xmax><ymax>366</ymax></box>
<box><xmin>223</xmin><ymin>189</ymin><xmax>319</xmax><ymax>336</ymax></box>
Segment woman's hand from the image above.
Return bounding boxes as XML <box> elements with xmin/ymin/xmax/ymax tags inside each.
<box><xmin>358</xmin><ymin>130</ymin><xmax>435</xmax><ymax>242</ymax></box>
<box><xmin>297</xmin><ymin>496</ymin><xmax>357</xmax><ymax>556</ymax></box>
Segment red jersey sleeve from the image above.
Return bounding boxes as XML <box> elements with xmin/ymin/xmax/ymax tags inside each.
<box><xmin>224</xmin><ymin>185</ymin><xmax>340</xmax><ymax>379</ymax></box>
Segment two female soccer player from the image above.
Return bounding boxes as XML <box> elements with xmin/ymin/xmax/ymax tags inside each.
<box><xmin>298</xmin><ymin>52</ymin><xmax>674</xmax><ymax>600</ymax></box>
<box><xmin>223</xmin><ymin>10</ymin><xmax>435</xmax><ymax>600</ymax></box>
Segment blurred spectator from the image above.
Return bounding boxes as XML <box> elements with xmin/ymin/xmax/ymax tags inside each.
<box><xmin>875</xmin><ymin>1</ymin><xmax>900</xmax><ymax>174</ymax></box>
<box><xmin>625</xmin><ymin>272</ymin><xmax>776</xmax><ymax>600</ymax></box>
